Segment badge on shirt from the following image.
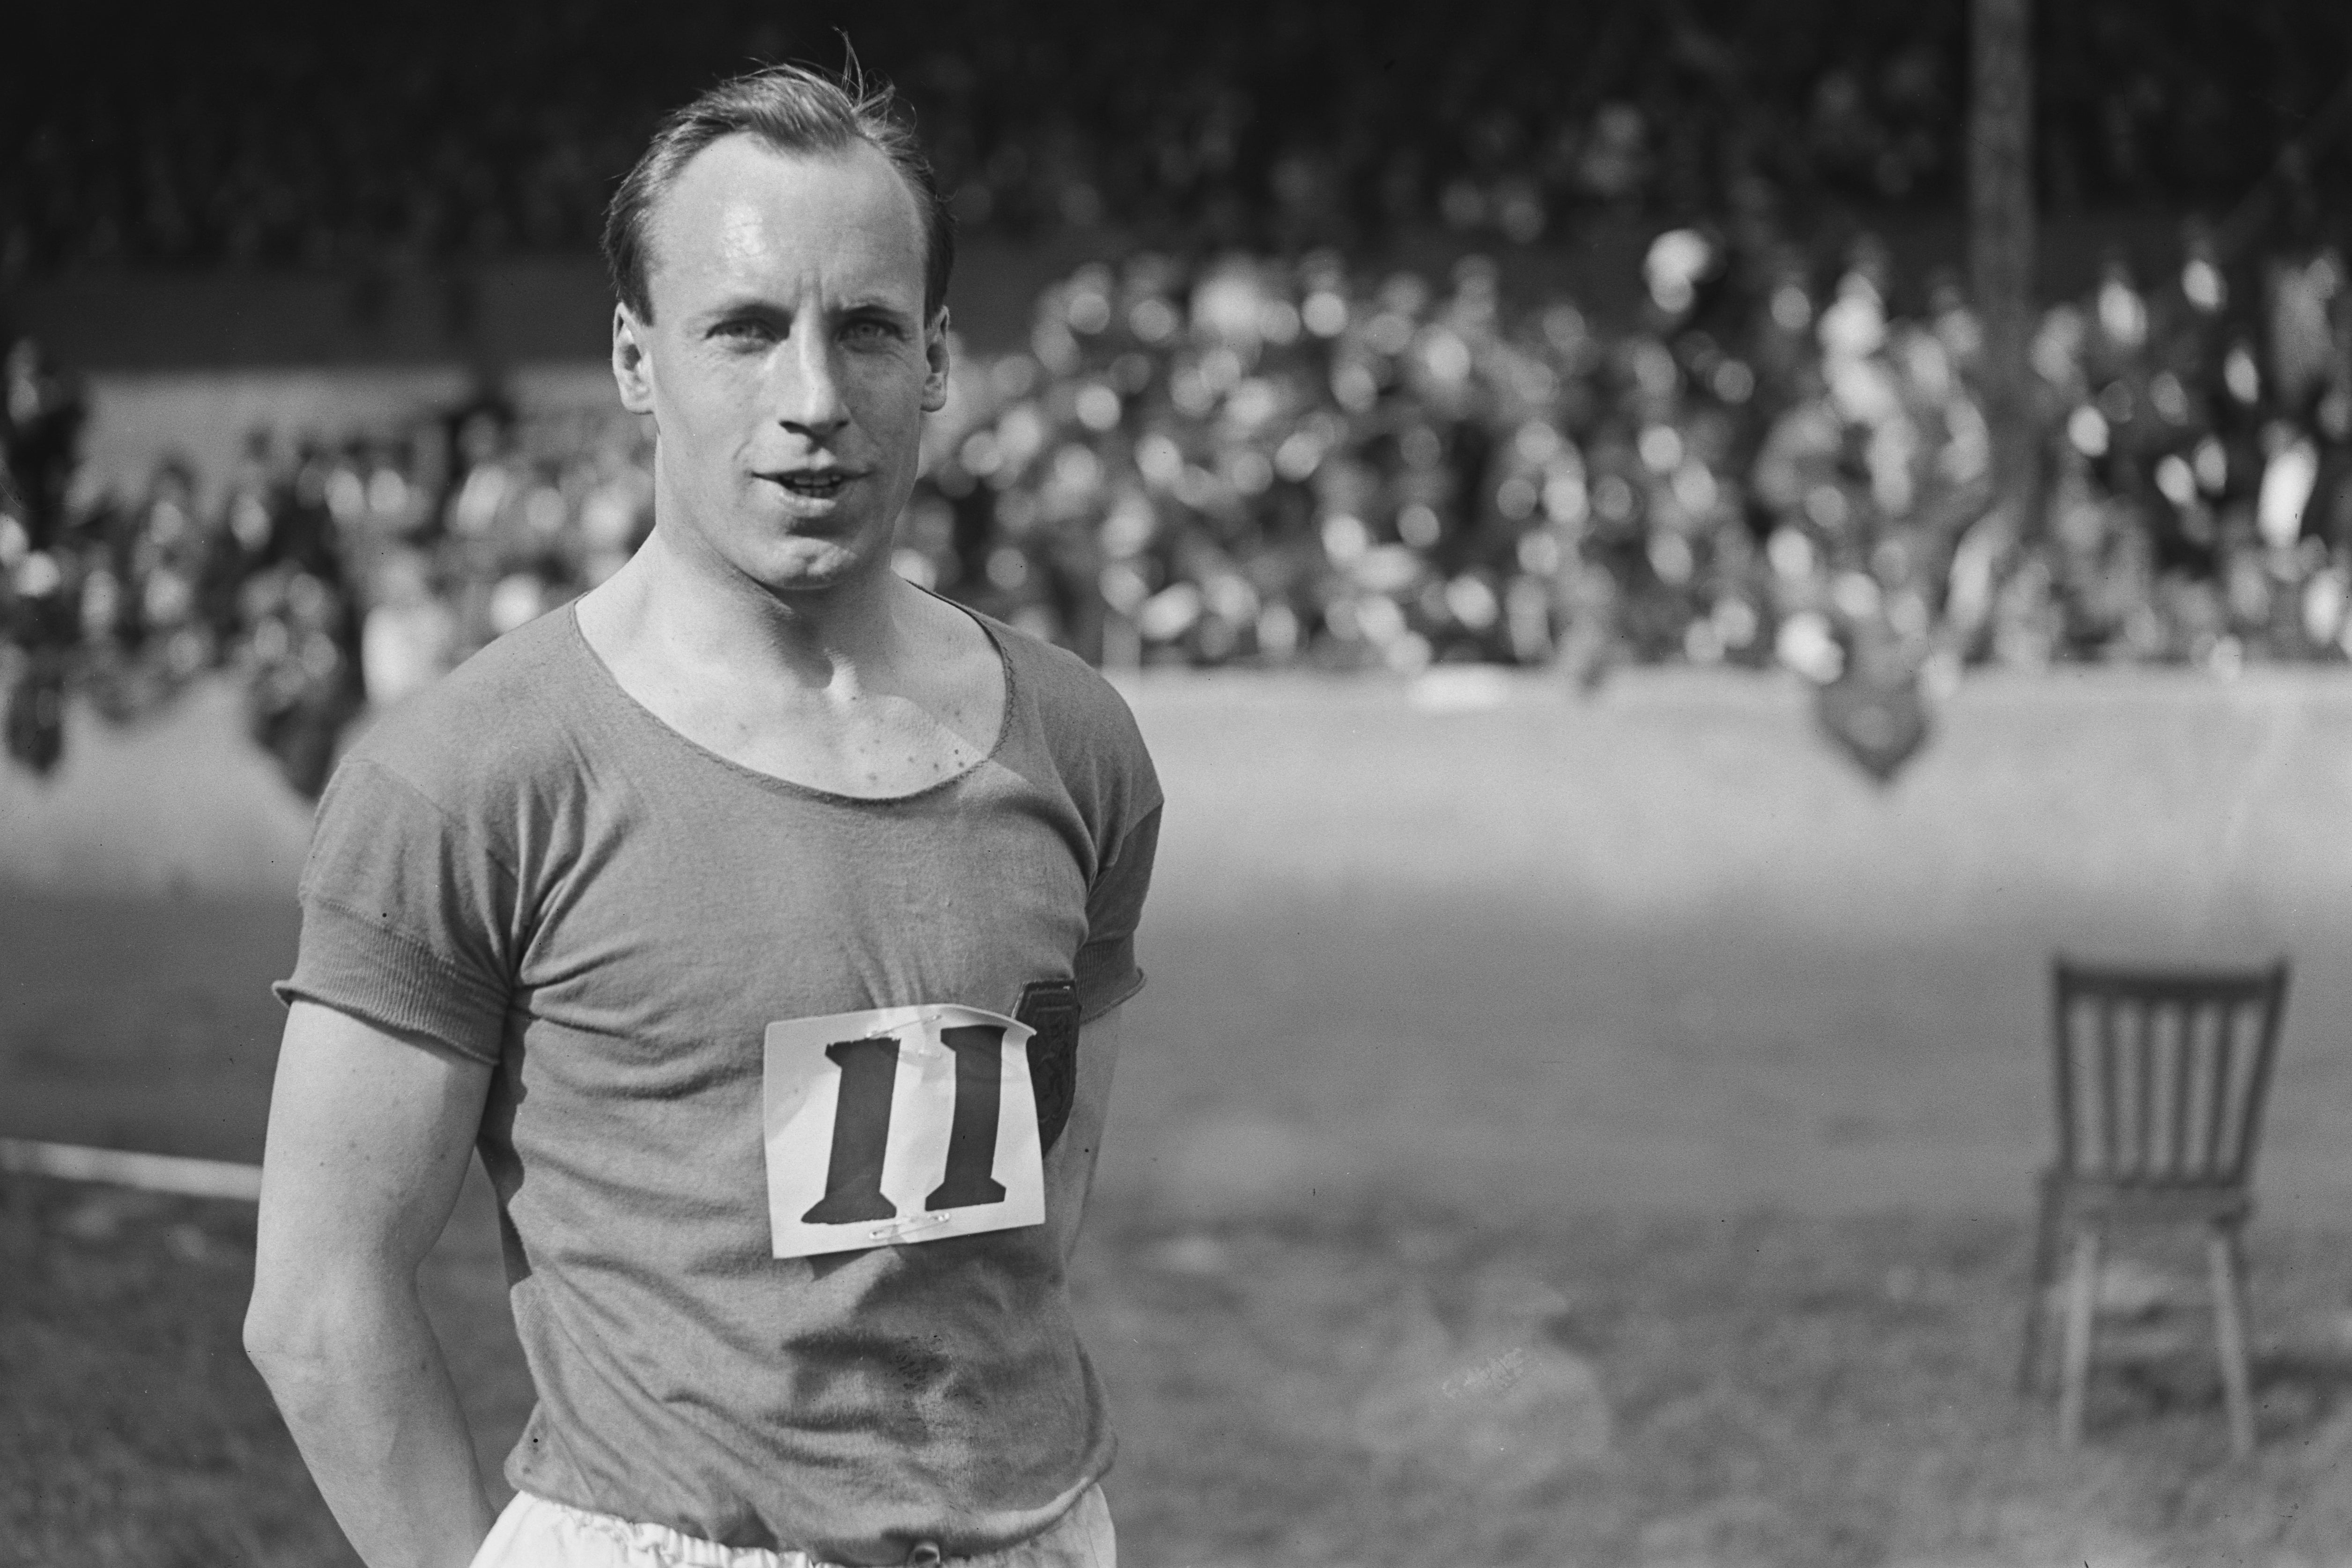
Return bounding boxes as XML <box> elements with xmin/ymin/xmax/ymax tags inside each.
<box><xmin>762</xmin><ymin>1003</ymin><xmax>1046</xmax><ymax>1259</ymax></box>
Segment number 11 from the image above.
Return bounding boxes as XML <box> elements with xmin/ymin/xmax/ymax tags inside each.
<box><xmin>799</xmin><ymin>1025</ymin><xmax>1008</xmax><ymax>1227</ymax></box>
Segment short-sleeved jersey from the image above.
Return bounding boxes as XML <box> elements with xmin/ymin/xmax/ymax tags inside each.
<box><xmin>275</xmin><ymin>603</ymin><xmax>1161</xmax><ymax>1563</ymax></box>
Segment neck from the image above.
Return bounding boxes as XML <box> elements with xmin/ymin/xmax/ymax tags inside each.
<box><xmin>593</xmin><ymin>522</ymin><xmax>915</xmax><ymax>697</ymax></box>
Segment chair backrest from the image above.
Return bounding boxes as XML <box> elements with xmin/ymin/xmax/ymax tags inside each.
<box><xmin>2050</xmin><ymin>957</ymin><xmax>2291</xmax><ymax>1186</ymax></box>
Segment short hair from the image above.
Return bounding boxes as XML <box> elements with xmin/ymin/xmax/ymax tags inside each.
<box><xmin>603</xmin><ymin>62</ymin><xmax>955</xmax><ymax>326</ymax></box>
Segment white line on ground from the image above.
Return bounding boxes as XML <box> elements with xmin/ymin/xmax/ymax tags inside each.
<box><xmin>0</xmin><ymin>1138</ymin><xmax>263</xmax><ymax>1202</ymax></box>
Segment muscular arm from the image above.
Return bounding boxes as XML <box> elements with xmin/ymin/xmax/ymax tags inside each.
<box><xmin>244</xmin><ymin>1000</ymin><xmax>500</xmax><ymax>1568</ymax></box>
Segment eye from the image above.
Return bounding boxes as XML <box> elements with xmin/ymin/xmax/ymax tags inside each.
<box><xmin>711</xmin><ymin>317</ymin><xmax>778</xmax><ymax>347</ymax></box>
<box><xmin>843</xmin><ymin>317</ymin><xmax>904</xmax><ymax>346</ymax></box>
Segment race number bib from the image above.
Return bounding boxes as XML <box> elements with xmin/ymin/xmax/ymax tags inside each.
<box><xmin>762</xmin><ymin>1003</ymin><xmax>1045</xmax><ymax>1259</ymax></box>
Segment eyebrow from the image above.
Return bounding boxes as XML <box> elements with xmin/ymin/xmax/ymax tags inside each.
<box><xmin>835</xmin><ymin>296</ymin><xmax>920</xmax><ymax>326</ymax></box>
<box><xmin>694</xmin><ymin>292</ymin><xmax>917</xmax><ymax>322</ymax></box>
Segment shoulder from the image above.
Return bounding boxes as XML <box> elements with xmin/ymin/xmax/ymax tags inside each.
<box><xmin>980</xmin><ymin>612</ymin><xmax>1154</xmax><ymax>774</ymax></box>
<box><xmin>969</xmin><ymin>610</ymin><xmax>1162</xmax><ymax>869</ymax></box>
<box><xmin>978</xmin><ymin>611</ymin><xmax>1147</xmax><ymax>746</ymax></box>
<box><xmin>332</xmin><ymin>606</ymin><xmax>593</xmax><ymax>816</ymax></box>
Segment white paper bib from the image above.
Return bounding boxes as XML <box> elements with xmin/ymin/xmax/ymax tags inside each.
<box><xmin>762</xmin><ymin>1003</ymin><xmax>1046</xmax><ymax>1259</ymax></box>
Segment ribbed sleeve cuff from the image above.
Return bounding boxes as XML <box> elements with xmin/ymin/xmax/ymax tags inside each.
<box><xmin>272</xmin><ymin>897</ymin><xmax>510</xmax><ymax>1066</ymax></box>
<box><xmin>1074</xmin><ymin>935</ymin><xmax>1144</xmax><ymax>1023</ymax></box>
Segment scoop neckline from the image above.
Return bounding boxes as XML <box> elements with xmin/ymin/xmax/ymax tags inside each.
<box><xmin>562</xmin><ymin>595</ymin><xmax>1018</xmax><ymax>809</ymax></box>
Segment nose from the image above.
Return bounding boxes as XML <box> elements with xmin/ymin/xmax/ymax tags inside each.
<box><xmin>774</xmin><ymin>326</ymin><xmax>849</xmax><ymax>438</ymax></box>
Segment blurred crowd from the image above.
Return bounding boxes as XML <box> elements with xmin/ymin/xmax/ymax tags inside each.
<box><xmin>4</xmin><ymin>0</ymin><xmax>2346</xmax><ymax>275</ymax></box>
<box><xmin>0</xmin><ymin>356</ymin><xmax>652</xmax><ymax>790</ymax></box>
<box><xmin>905</xmin><ymin>223</ymin><xmax>2352</xmax><ymax>685</ymax></box>
<box><xmin>9</xmin><ymin>216</ymin><xmax>2352</xmax><ymax>789</ymax></box>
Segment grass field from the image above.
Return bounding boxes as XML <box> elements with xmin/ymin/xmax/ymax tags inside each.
<box><xmin>10</xmin><ymin>877</ymin><xmax>2352</xmax><ymax>1565</ymax></box>
<box><xmin>12</xmin><ymin>1171</ymin><xmax>2352</xmax><ymax>1568</ymax></box>
<box><xmin>10</xmin><ymin>670</ymin><xmax>2352</xmax><ymax>1563</ymax></box>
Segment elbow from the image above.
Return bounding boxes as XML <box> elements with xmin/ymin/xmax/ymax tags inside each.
<box><xmin>244</xmin><ymin>1254</ymin><xmax>416</xmax><ymax>1400</ymax></box>
<box><xmin>241</xmin><ymin>1285</ymin><xmax>308</xmax><ymax>1386</ymax></box>
<box><xmin>243</xmin><ymin>1267</ymin><xmax>343</xmax><ymax>1394</ymax></box>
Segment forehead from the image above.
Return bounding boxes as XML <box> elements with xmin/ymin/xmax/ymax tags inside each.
<box><xmin>645</xmin><ymin>134</ymin><xmax>927</xmax><ymax>312</ymax></box>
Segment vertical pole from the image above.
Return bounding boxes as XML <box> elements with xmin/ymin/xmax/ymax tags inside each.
<box><xmin>1971</xmin><ymin>0</ymin><xmax>2038</xmax><ymax>538</ymax></box>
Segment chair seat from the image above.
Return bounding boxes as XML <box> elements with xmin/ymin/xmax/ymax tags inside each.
<box><xmin>2037</xmin><ymin>1167</ymin><xmax>2252</xmax><ymax>1227</ymax></box>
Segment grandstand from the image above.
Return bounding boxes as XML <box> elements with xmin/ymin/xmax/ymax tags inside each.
<box><xmin>8</xmin><ymin>4</ymin><xmax>2350</xmax><ymax>787</ymax></box>
<box><xmin>10</xmin><ymin>197</ymin><xmax>2352</xmax><ymax>787</ymax></box>
<box><xmin>5</xmin><ymin>4</ymin><xmax>2347</xmax><ymax>781</ymax></box>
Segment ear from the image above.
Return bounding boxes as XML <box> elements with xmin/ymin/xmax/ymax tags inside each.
<box><xmin>920</xmin><ymin>307</ymin><xmax>952</xmax><ymax>414</ymax></box>
<box><xmin>612</xmin><ymin>305</ymin><xmax>656</xmax><ymax>415</ymax></box>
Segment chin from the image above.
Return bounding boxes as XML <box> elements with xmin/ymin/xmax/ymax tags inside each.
<box><xmin>744</xmin><ymin>539</ymin><xmax>888</xmax><ymax>597</ymax></box>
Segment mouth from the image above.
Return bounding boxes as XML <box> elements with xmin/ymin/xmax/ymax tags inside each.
<box><xmin>763</xmin><ymin>469</ymin><xmax>859</xmax><ymax>500</ymax></box>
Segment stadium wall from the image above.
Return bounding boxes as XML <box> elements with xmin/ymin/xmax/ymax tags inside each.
<box><xmin>77</xmin><ymin>362</ymin><xmax>620</xmax><ymax>496</ymax></box>
<box><xmin>5</xmin><ymin>666</ymin><xmax>2345</xmax><ymax>957</ymax></box>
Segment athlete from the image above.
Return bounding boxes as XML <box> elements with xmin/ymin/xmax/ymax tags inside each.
<box><xmin>244</xmin><ymin>64</ymin><xmax>1160</xmax><ymax>1568</ymax></box>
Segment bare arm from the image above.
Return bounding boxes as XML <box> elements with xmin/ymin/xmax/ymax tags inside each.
<box><xmin>244</xmin><ymin>1000</ymin><xmax>500</xmax><ymax>1568</ymax></box>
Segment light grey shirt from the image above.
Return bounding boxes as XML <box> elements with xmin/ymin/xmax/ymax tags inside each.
<box><xmin>278</xmin><ymin>603</ymin><xmax>1161</xmax><ymax>1561</ymax></box>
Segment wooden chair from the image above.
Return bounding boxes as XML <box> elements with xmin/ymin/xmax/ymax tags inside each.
<box><xmin>2017</xmin><ymin>957</ymin><xmax>2289</xmax><ymax>1456</ymax></box>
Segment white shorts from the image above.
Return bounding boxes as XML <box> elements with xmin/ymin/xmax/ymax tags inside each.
<box><xmin>467</xmin><ymin>1484</ymin><xmax>1115</xmax><ymax>1568</ymax></box>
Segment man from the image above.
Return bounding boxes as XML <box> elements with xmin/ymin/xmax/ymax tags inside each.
<box><xmin>244</xmin><ymin>64</ymin><xmax>1161</xmax><ymax>1568</ymax></box>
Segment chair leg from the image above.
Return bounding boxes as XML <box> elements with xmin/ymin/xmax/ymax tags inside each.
<box><xmin>2018</xmin><ymin>1180</ymin><xmax>2061</xmax><ymax>1393</ymax></box>
<box><xmin>2057</xmin><ymin>1225</ymin><xmax>2101</xmax><ymax>1447</ymax></box>
<box><xmin>2207</xmin><ymin>1226</ymin><xmax>2256</xmax><ymax>1457</ymax></box>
